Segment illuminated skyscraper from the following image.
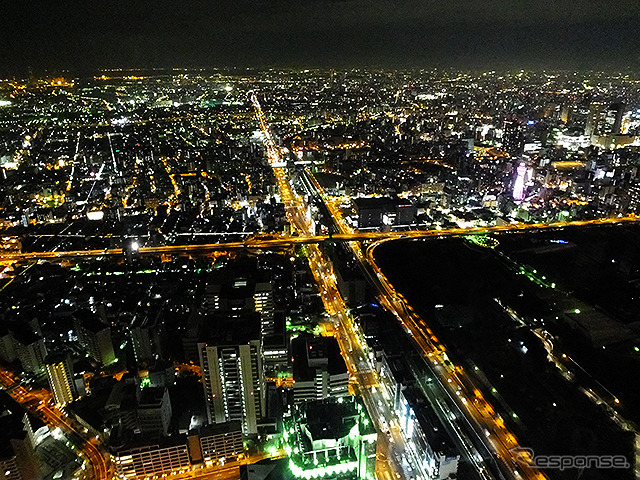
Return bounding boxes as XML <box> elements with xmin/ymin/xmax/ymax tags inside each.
<box><xmin>513</xmin><ymin>163</ymin><xmax>526</xmax><ymax>202</ymax></box>
<box><xmin>199</xmin><ymin>342</ymin><xmax>263</xmax><ymax>434</ymax></box>
<box><xmin>585</xmin><ymin>102</ymin><xmax>603</xmax><ymax>137</ymax></box>
<box><xmin>604</xmin><ymin>102</ymin><xmax>625</xmax><ymax>135</ymax></box>
<box><xmin>586</xmin><ymin>101</ymin><xmax>625</xmax><ymax>136</ymax></box>
<box><xmin>502</xmin><ymin>119</ymin><xmax>522</xmax><ymax>155</ymax></box>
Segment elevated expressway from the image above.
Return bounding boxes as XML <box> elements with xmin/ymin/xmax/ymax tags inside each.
<box><xmin>1</xmin><ymin>215</ymin><xmax>638</xmax><ymax>263</ymax></box>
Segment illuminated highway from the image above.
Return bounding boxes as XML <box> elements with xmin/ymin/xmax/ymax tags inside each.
<box><xmin>364</xmin><ymin>243</ymin><xmax>544</xmax><ymax>480</ymax></box>
<box><xmin>1</xmin><ymin>215</ymin><xmax>639</xmax><ymax>264</ymax></box>
<box><xmin>251</xmin><ymin>94</ymin><xmax>418</xmax><ymax>480</ymax></box>
<box><xmin>302</xmin><ymin>166</ymin><xmax>548</xmax><ymax>480</ymax></box>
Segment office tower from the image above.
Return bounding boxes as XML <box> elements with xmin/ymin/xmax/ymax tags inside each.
<box><xmin>604</xmin><ymin>102</ymin><xmax>625</xmax><ymax>135</ymax></box>
<box><xmin>585</xmin><ymin>102</ymin><xmax>603</xmax><ymax>136</ymax></box>
<box><xmin>292</xmin><ymin>336</ymin><xmax>349</xmax><ymax>405</ymax></box>
<box><xmin>502</xmin><ymin>120</ymin><xmax>522</xmax><ymax>156</ymax></box>
<box><xmin>198</xmin><ymin>314</ymin><xmax>264</xmax><ymax>434</ymax></box>
<box><xmin>74</xmin><ymin>310</ymin><xmax>116</xmax><ymax>365</ymax></box>
<box><xmin>585</xmin><ymin>101</ymin><xmax>625</xmax><ymax>136</ymax></box>
<box><xmin>137</xmin><ymin>387</ymin><xmax>172</xmax><ymax>436</ymax></box>
<box><xmin>45</xmin><ymin>353</ymin><xmax>76</xmax><ymax>406</ymax></box>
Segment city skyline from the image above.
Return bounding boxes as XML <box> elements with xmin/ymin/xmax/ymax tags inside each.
<box><xmin>2</xmin><ymin>64</ymin><xmax>640</xmax><ymax>479</ymax></box>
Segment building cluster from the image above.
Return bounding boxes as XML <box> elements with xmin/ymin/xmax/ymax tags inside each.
<box><xmin>3</xmin><ymin>68</ymin><xmax>640</xmax><ymax>479</ymax></box>
<box><xmin>0</xmin><ymin>249</ymin><xmax>357</xmax><ymax>479</ymax></box>
<box><xmin>1</xmin><ymin>70</ymin><xmax>640</xmax><ymax>258</ymax></box>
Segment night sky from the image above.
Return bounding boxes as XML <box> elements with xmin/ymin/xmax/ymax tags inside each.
<box><xmin>2</xmin><ymin>0</ymin><xmax>640</xmax><ymax>75</ymax></box>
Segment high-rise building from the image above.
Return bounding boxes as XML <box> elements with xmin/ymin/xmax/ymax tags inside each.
<box><xmin>105</xmin><ymin>377</ymin><xmax>140</xmax><ymax>433</ymax></box>
<box><xmin>604</xmin><ymin>102</ymin><xmax>625</xmax><ymax>135</ymax></box>
<box><xmin>292</xmin><ymin>336</ymin><xmax>349</xmax><ymax>405</ymax></box>
<box><xmin>586</xmin><ymin>101</ymin><xmax>625</xmax><ymax>136</ymax></box>
<box><xmin>136</xmin><ymin>387</ymin><xmax>172</xmax><ymax>437</ymax></box>
<box><xmin>585</xmin><ymin>102</ymin><xmax>603</xmax><ymax>136</ymax></box>
<box><xmin>262</xmin><ymin>311</ymin><xmax>289</xmax><ymax>378</ymax></box>
<box><xmin>11</xmin><ymin>329</ymin><xmax>46</xmax><ymax>375</ymax></box>
<box><xmin>130</xmin><ymin>313</ymin><xmax>166</xmax><ymax>365</ymax></box>
<box><xmin>45</xmin><ymin>353</ymin><xmax>77</xmax><ymax>406</ymax></box>
<box><xmin>253</xmin><ymin>282</ymin><xmax>274</xmax><ymax>336</ymax></box>
<box><xmin>74</xmin><ymin>311</ymin><xmax>116</xmax><ymax>366</ymax></box>
<box><xmin>198</xmin><ymin>314</ymin><xmax>264</xmax><ymax>434</ymax></box>
<box><xmin>502</xmin><ymin>119</ymin><xmax>523</xmax><ymax>156</ymax></box>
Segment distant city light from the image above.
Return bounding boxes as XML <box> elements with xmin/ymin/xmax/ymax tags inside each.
<box><xmin>86</xmin><ymin>210</ymin><xmax>104</xmax><ymax>221</ymax></box>
<box><xmin>111</xmin><ymin>117</ymin><xmax>129</xmax><ymax>126</ymax></box>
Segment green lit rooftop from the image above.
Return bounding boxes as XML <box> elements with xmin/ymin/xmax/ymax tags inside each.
<box><xmin>283</xmin><ymin>396</ymin><xmax>376</xmax><ymax>480</ymax></box>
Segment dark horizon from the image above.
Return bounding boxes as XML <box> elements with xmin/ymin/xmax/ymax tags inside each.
<box><xmin>2</xmin><ymin>0</ymin><xmax>640</xmax><ymax>77</ymax></box>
